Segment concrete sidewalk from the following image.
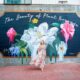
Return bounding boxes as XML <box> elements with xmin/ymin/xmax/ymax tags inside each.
<box><xmin>0</xmin><ymin>57</ymin><xmax>80</xmax><ymax>66</ymax></box>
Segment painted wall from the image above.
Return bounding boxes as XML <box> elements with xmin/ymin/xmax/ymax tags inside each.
<box><xmin>0</xmin><ymin>2</ymin><xmax>80</xmax><ymax>57</ymax></box>
<box><xmin>0</xmin><ymin>12</ymin><xmax>80</xmax><ymax>56</ymax></box>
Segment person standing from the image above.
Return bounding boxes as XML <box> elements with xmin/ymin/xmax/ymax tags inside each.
<box><xmin>30</xmin><ymin>40</ymin><xmax>46</xmax><ymax>71</ymax></box>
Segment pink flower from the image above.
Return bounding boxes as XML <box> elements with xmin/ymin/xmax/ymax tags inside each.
<box><xmin>61</xmin><ymin>20</ymin><xmax>75</xmax><ymax>43</ymax></box>
<box><xmin>7</xmin><ymin>27</ymin><xmax>17</xmax><ymax>43</ymax></box>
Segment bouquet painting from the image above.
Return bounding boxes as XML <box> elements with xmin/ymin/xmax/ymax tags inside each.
<box><xmin>7</xmin><ymin>17</ymin><xmax>75</xmax><ymax>64</ymax></box>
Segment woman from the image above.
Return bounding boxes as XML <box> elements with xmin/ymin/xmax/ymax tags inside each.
<box><xmin>30</xmin><ymin>40</ymin><xmax>46</xmax><ymax>71</ymax></box>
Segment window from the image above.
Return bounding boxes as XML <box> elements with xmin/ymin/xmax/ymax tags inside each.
<box><xmin>4</xmin><ymin>0</ymin><xmax>32</xmax><ymax>4</ymax></box>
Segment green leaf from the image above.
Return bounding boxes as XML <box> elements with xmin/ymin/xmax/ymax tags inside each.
<box><xmin>53</xmin><ymin>37</ymin><xmax>61</xmax><ymax>46</ymax></box>
<box><xmin>20</xmin><ymin>48</ymin><xmax>26</xmax><ymax>54</ymax></box>
<box><xmin>51</xmin><ymin>23</ymin><xmax>60</xmax><ymax>27</ymax></box>
<box><xmin>15</xmin><ymin>39</ymin><xmax>27</xmax><ymax>48</ymax></box>
<box><xmin>28</xmin><ymin>22</ymin><xmax>35</xmax><ymax>28</ymax></box>
<box><xmin>25</xmin><ymin>51</ymin><xmax>28</xmax><ymax>61</ymax></box>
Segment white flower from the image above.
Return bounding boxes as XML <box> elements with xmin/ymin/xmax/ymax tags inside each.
<box><xmin>21</xmin><ymin>22</ymin><xmax>59</xmax><ymax>61</ymax></box>
<box><xmin>38</xmin><ymin>22</ymin><xmax>48</xmax><ymax>35</ymax></box>
<box><xmin>47</xmin><ymin>27</ymin><xmax>58</xmax><ymax>36</ymax></box>
<box><xmin>21</xmin><ymin>33</ymin><xmax>30</xmax><ymax>43</ymax></box>
<box><xmin>56</xmin><ymin>41</ymin><xmax>67</xmax><ymax>55</ymax></box>
<box><xmin>21</xmin><ymin>22</ymin><xmax>58</xmax><ymax>45</ymax></box>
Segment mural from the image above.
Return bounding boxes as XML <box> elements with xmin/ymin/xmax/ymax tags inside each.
<box><xmin>0</xmin><ymin>12</ymin><xmax>80</xmax><ymax>61</ymax></box>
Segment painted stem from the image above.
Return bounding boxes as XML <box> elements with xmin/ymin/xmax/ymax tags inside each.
<box><xmin>21</xmin><ymin>53</ymin><xmax>24</xmax><ymax>64</ymax></box>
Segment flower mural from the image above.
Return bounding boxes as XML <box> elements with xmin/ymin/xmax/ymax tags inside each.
<box><xmin>21</xmin><ymin>22</ymin><xmax>59</xmax><ymax>62</ymax></box>
<box><xmin>60</xmin><ymin>21</ymin><xmax>75</xmax><ymax>43</ymax></box>
<box><xmin>32</xmin><ymin>18</ymin><xmax>39</xmax><ymax>24</ymax></box>
<box><xmin>7</xmin><ymin>18</ymin><xmax>76</xmax><ymax>63</ymax></box>
<box><xmin>56</xmin><ymin>41</ymin><xmax>67</xmax><ymax>61</ymax></box>
<box><xmin>6</xmin><ymin>27</ymin><xmax>17</xmax><ymax>43</ymax></box>
<box><xmin>9</xmin><ymin>45</ymin><xmax>20</xmax><ymax>56</ymax></box>
<box><xmin>9</xmin><ymin>39</ymin><xmax>28</xmax><ymax>64</ymax></box>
